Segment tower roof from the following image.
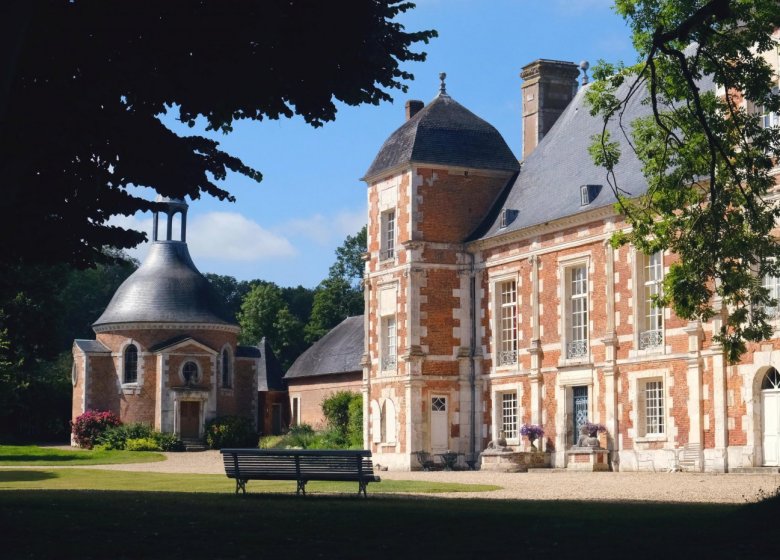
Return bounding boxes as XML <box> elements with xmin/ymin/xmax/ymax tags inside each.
<box><xmin>93</xmin><ymin>198</ymin><xmax>233</xmax><ymax>329</ymax></box>
<box><xmin>363</xmin><ymin>91</ymin><xmax>520</xmax><ymax>181</ymax></box>
<box><xmin>92</xmin><ymin>241</ymin><xmax>233</xmax><ymax>328</ymax></box>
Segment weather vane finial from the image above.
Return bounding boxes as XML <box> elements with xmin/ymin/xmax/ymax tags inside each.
<box><xmin>439</xmin><ymin>72</ymin><xmax>447</xmax><ymax>96</ymax></box>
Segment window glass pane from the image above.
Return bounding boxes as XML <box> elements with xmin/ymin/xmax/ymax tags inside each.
<box><xmin>645</xmin><ymin>380</ymin><xmax>664</xmax><ymax>435</ymax></box>
<box><xmin>382</xmin><ymin>316</ymin><xmax>397</xmax><ymax>370</ymax></box>
<box><xmin>567</xmin><ymin>266</ymin><xmax>588</xmax><ymax>358</ymax></box>
<box><xmin>499</xmin><ymin>280</ymin><xmax>517</xmax><ymax>365</ymax></box>
<box><xmin>221</xmin><ymin>348</ymin><xmax>231</xmax><ymax>387</ymax></box>
<box><xmin>124</xmin><ymin>345</ymin><xmax>138</xmax><ymax>384</ymax></box>
<box><xmin>501</xmin><ymin>392</ymin><xmax>518</xmax><ymax>439</ymax></box>
<box><xmin>640</xmin><ymin>251</ymin><xmax>664</xmax><ymax>349</ymax></box>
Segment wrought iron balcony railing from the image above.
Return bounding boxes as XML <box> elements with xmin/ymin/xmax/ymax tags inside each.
<box><xmin>639</xmin><ymin>329</ymin><xmax>663</xmax><ymax>350</ymax></box>
<box><xmin>566</xmin><ymin>340</ymin><xmax>588</xmax><ymax>359</ymax></box>
<box><xmin>498</xmin><ymin>349</ymin><xmax>517</xmax><ymax>366</ymax></box>
<box><xmin>381</xmin><ymin>354</ymin><xmax>397</xmax><ymax>370</ymax></box>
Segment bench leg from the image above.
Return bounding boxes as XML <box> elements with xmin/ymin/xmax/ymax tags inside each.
<box><xmin>236</xmin><ymin>479</ymin><xmax>247</xmax><ymax>495</ymax></box>
<box><xmin>296</xmin><ymin>480</ymin><xmax>307</xmax><ymax>496</ymax></box>
<box><xmin>358</xmin><ymin>481</ymin><xmax>368</xmax><ymax>498</ymax></box>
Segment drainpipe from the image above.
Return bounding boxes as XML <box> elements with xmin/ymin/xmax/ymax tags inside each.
<box><xmin>468</xmin><ymin>251</ymin><xmax>478</xmax><ymax>465</ymax></box>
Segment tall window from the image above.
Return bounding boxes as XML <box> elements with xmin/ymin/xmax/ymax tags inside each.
<box><xmin>291</xmin><ymin>397</ymin><xmax>300</xmax><ymax>427</ymax></box>
<box><xmin>381</xmin><ymin>315</ymin><xmax>397</xmax><ymax>370</ymax></box>
<box><xmin>640</xmin><ymin>251</ymin><xmax>664</xmax><ymax>349</ymax></box>
<box><xmin>381</xmin><ymin>210</ymin><xmax>395</xmax><ymax>260</ymax></box>
<box><xmin>498</xmin><ymin>280</ymin><xmax>518</xmax><ymax>366</ymax></box>
<box><xmin>644</xmin><ymin>380</ymin><xmax>665</xmax><ymax>435</ymax></box>
<box><xmin>221</xmin><ymin>348</ymin><xmax>232</xmax><ymax>388</ymax></box>
<box><xmin>501</xmin><ymin>392</ymin><xmax>518</xmax><ymax>439</ymax></box>
<box><xmin>763</xmin><ymin>273</ymin><xmax>780</xmax><ymax>320</ymax></box>
<box><xmin>567</xmin><ymin>266</ymin><xmax>588</xmax><ymax>359</ymax></box>
<box><xmin>123</xmin><ymin>345</ymin><xmax>138</xmax><ymax>384</ymax></box>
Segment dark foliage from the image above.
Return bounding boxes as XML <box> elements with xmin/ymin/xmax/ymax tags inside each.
<box><xmin>0</xmin><ymin>1</ymin><xmax>435</xmax><ymax>269</ymax></box>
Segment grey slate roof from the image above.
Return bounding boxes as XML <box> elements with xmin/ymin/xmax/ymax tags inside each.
<box><xmin>256</xmin><ymin>338</ymin><xmax>286</xmax><ymax>391</ymax></box>
<box><xmin>236</xmin><ymin>345</ymin><xmax>261</xmax><ymax>359</ymax></box>
<box><xmin>285</xmin><ymin>316</ymin><xmax>364</xmax><ymax>380</ymax></box>
<box><xmin>93</xmin><ymin>241</ymin><xmax>234</xmax><ymax>328</ymax></box>
<box><xmin>364</xmin><ymin>94</ymin><xmax>520</xmax><ymax>180</ymax></box>
<box><xmin>473</xmin><ymin>81</ymin><xmax>648</xmax><ymax>240</ymax></box>
<box><xmin>73</xmin><ymin>339</ymin><xmax>110</xmax><ymax>354</ymax></box>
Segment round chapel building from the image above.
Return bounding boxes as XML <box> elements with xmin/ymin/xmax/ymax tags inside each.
<box><xmin>71</xmin><ymin>198</ymin><xmax>258</xmax><ymax>443</ymax></box>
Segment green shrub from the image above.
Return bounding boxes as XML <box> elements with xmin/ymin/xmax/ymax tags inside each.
<box><xmin>286</xmin><ymin>423</ymin><xmax>316</xmax><ymax>449</ymax></box>
<box><xmin>71</xmin><ymin>410</ymin><xmax>121</xmax><ymax>449</ymax></box>
<box><xmin>258</xmin><ymin>435</ymin><xmax>286</xmax><ymax>449</ymax></box>
<box><xmin>96</xmin><ymin>423</ymin><xmax>155</xmax><ymax>450</ymax></box>
<box><xmin>153</xmin><ymin>432</ymin><xmax>184</xmax><ymax>452</ymax></box>
<box><xmin>205</xmin><ymin>416</ymin><xmax>257</xmax><ymax>449</ymax></box>
<box><xmin>125</xmin><ymin>437</ymin><xmax>160</xmax><ymax>451</ymax></box>
<box><xmin>347</xmin><ymin>396</ymin><xmax>363</xmax><ymax>448</ymax></box>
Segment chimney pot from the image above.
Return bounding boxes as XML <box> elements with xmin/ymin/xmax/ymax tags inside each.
<box><xmin>405</xmin><ymin>100</ymin><xmax>424</xmax><ymax>121</ymax></box>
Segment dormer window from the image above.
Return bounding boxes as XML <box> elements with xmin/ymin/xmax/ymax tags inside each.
<box><xmin>499</xmin><ymin>209</ymin><xmax>518</xmax><ymax>229</ymax></box>
<box><xmin>580</xmin><ymin>185</ymin><xmax>591</xmax><ymax>206</ymax></box>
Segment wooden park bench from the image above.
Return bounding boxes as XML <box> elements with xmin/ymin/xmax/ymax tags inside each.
<box><xmin>220</xmin><ymin>448</ymin><xmax>381</xmax><ymax>497</ymax></box>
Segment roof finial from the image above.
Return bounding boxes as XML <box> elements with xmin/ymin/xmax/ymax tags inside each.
<box><xmin>579</xmin><ymin>60</ymin><xmax>590</xmax><ymax>86</ymax></box>
<box><xmin>439</xmin><ymin>72</ymin><xmax>448</xmax><ymax>96</ymax></box>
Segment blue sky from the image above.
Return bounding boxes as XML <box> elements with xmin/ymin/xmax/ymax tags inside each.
<box><xmin>115</xmin><ymin>0</ymin><xmax>638</xmax><ymax>288</ymax></box>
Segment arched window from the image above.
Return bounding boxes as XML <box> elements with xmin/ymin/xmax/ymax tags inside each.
<box><xmin>182</xmin><ymin>361</ymin><xmax>199</xmax><ymax>385</ymax></box>
<box><xmin>762</xmin><ymin>367</ymin><xmax>780</xmax><ymax>390</ymax></box>
<box><xmin>124</xmin><ymin>345</ymin><xmax>138</xmax><ymax>384</ymax></box>
<box><xmin>221</xmin><ymin>348</ymin><xmax>232</xmax><ymax>388</ymax></box>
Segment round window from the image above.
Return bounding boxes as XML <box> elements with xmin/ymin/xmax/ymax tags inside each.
<box><xmin>182</xmin><ymin>361</ymin><xmax>199</xmax><ymax>385</ymax></box>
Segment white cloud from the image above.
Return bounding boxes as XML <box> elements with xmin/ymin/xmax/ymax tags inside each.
<box><xmin>109</xmin><ymin>211</ymin><xmax>296</xmax><ymax>263</ymax></box>
<box><xmin>280</xmin><ymin>207</ymin><xmax>367</xmax><ymax>246</ymax></box>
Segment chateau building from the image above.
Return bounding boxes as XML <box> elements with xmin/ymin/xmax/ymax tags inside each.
<box><xmin>71</xmin><ymin>198</ymin><xmax>260</xmax><ymax>443</ymax></box>
<box><xmin>362</xmin><ymin>60</ymin><xmax>780</xmax><ymax>472</ymax></box>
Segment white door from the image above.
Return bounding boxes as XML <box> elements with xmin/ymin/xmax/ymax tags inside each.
<box><xmin>430</xmin><ymin>396</ymin><xmax>448</xmax><ymax>453</ymax></box>
<box><xmin>763</xmin><ymin>391</ymin><xmax>780</xmax><ymax>466</ymax></box>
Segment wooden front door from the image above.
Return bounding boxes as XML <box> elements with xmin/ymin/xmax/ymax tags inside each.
<box><xmin>180</xmin><ymin>401</ymin><xmax>200</xmax><ymax>439</ymax></box>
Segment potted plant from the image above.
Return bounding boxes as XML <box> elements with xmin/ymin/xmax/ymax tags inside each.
<box><xmin>520</xmin><ymin>423</ymin><xmax>544</xmax><ymax>451</ymax></box>
<box><xmin>580</xmin><ymin>422</ymin><xmax>607</xmax><ymax>448</ymax></box>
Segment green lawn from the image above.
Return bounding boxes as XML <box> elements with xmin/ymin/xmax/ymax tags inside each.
<box><xmin>0</xmin><ymin>444</ymin><xmax>165</xmax><ymax>465</ymax></box>
<box><xmin>0</xmin><ymin>468</ymin><xmax>499</xmax><ymax>494</ymax></box>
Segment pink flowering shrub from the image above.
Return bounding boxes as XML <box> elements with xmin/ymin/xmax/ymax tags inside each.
<box><xmin>71</xmin><ymin>409</ymin><xmax>121</xmax><ymax>449</ymax></box>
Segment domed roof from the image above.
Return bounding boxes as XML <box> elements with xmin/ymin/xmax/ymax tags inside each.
<box><xmin>93</xmin><ymin>241</ymin><xmax>233</xmax><ymax>329</ymax></box>
<box><xmin>364</xmin><ymin>92</ymin><xmax>520</xmax><ymax>181</ymax></box>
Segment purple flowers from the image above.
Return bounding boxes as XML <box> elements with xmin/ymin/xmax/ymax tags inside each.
<box><xmin>583</xmin><ymin>422</ymin><xmax>607</xmax><ymax>436</ymax></box>
<box><xmin>520</xmin><ymin>423</ymin><xmax>544</xmax><ymax>440</ymax></box>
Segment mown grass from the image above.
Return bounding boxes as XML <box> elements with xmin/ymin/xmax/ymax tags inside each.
<box><xmin>0</xmin><ymin>486</ymin><xmax>777</xmax><ymax>559</ymax></box>
<box><xmin>0</xmin><ymin>444</ymin><xmax>165</xmax><ymax>465</ymax></box>
<box><xmin>0</xmin><ymin>468</ymin><xmax>499</xmax><ymax>494</ymax></box>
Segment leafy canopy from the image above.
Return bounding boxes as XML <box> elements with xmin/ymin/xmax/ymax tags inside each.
<box><xmin>0</xmin><ymin>1</ymin><xmax>435</xmax><ymax>268</ymax></box>
<box><xmin>587</xmin><ymin>0</ymin><xmax>780</xmax><ymax>361</ymax></box>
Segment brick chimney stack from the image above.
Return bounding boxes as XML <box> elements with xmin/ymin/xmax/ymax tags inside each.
<box><xmin>405</xmin><ymin>99</ymin><xmax>424</xmax><ymax>121</ymax></box>
<box><xmin>520</xmin><ymin>59</ymin><xmax>579</xmax><ymax>159</ymax></box>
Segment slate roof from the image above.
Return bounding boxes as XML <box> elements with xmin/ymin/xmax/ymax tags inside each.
<box><xmin>363</xmin><ymin>93</ymin><xmax>520</xmax><ymax>181</ymax></box>
<box><xmin>93</xmin><ymin>241</ymin><xmax>234</xmax><ymax>328</ymax></box>
<box><xmin>473</xmin><ymin>73</ymin><xmax>715</xmax><ymax>241</ymax></box>
<box><xmin>255</xmin><ymin>338</ymin><xmax>286</xmax><ymax>391</ymax></box>
<box><xmin>285</xmin><ymin>316</ymin><xmax>364</xmax><ymax>380</ymax></box>
<box><xmin>73</xmin><ymin>339</ymin><xmax>110</xmax><ymax>354</ymax></box>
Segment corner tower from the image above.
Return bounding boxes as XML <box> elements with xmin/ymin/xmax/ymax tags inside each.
<box><xmin>362</xmin><ymin>75</ymin><xmax>520</xmax><ymax>469</ymax></box>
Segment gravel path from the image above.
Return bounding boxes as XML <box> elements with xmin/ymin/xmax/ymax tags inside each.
<box><xmin>61</xmin><ymin>450</ymin><xmax>780</xmax><ymax>504</ymax></box>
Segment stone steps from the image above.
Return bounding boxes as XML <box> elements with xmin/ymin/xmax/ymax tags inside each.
<box><xmin>729</xmin><ymin>466</ymin><xmax>780</xmax><ymax>474</ymax></box>
<box><xmin>181</xmin><ymin>438</ymin><xmax>207</xmax><ymax>452</ymax></box>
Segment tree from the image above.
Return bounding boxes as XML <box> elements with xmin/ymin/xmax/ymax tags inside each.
<box><xmin>587</xmin><ymin>0</ymin><xmax>780</xmax><ymax>361</ymax></box>
<box><xmin>204</xmin><ymin>274</ymin><xmax>253</xmax><ymax>323</ymax></box>
<box><xmin>0</xmin><ymin>1</ymin><xmax>436</xmax><ymax>269</ymax></box>
<box><xmin>306</xmin><ymin>226</ymin><xmax>367</xmax><ymax>342</ymax></box>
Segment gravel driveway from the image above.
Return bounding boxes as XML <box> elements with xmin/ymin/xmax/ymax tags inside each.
<box><xmin>83</xmin><ymin>450</ymin><xmax>780</xmax><ymax>504</ymax></box>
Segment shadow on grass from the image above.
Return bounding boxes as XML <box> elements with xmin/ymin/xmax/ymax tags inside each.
<box><xmin>0</xmin><ymin>489</ymin><xmax>778</xmax><ymax>559</ymax></box>
<box><xmin>0</xmin><ymin>470</ymin><xmax>59</xmax><ymax>483</ymax></box>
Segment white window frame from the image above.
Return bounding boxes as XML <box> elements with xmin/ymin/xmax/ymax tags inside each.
<box><xmin>630</xmin><ymin>369</ymin><xmax>670</xmax><ymax>443</ymax></box>
<box><xmin>763</xmin><ymin>272</ymin><xmax>780</xmax><ymax>321</ymax></box>
<box><xmin>381</xmin><ymin>315</ymin><xmax>397</xmax><ymax>370</ymax></box>
<box><xmin>497</xmin><ymin>279</ymin><xmax>518</xmax><ymax>366</ymax></box>
<box><xmin>500</xmin><ymin>392</ymin><xmax>519</xmax><ymax>440</ymax></box>
<box><xmin>381</xmin><ymin>209</ymin><xmax>396</xmax><ymax>261</ymax></box>
<box><xmin>291</xmin><ymin>396</ymin><xmax>300</xmax><ymax>427</ymax></box>
<box><xmin>560</xmin><ymin>258</ymin><xmax>590</xmax><ymax>362</ymax></box>
<box><xmin>636</xmin><ymin>250</ymin><xmax>665</xmax><ymax>352</ymax></box>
